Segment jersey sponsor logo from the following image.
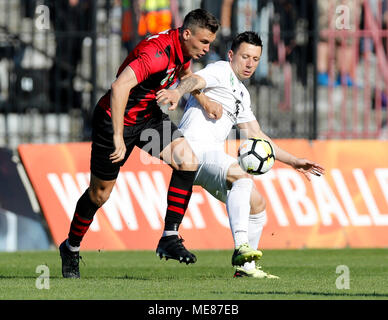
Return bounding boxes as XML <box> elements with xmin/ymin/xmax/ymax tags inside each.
<box><xmin>160</xmin><ymin>69</ymin><xmax>176</xmax><ymax>86</ymax></box>
<box><xmin>224</xmin><ymin>109</ymin><xmax>237</xmax><ymax>122</ymax></box>
<box><xmin>230</xmin><ymin>72</ymin><xmax>234</xmax><ymax>86</ymax></box>
<box><xmin>155</xmin><ymin>50</ymin><xmax>163</xmax><ymax>58</ymax></box>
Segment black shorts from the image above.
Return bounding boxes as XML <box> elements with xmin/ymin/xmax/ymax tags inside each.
<box><xmin>90</xmin><ymin>106</ymin><xmax>183</xmax><ymax>181</ymax></box>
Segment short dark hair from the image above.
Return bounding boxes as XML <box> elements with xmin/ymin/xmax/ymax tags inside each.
<box><xmin>231</xmin><ymin>31</ymin><xmax>263</xmax><ymax>52</ymax></box>
<box><xmin>182</xmin><ymin>9</ymin><xmax>220</xmax><ymax>34</ymax></box>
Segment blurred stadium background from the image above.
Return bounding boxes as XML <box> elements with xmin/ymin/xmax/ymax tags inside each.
<box><xmin>0</xmin><ymin>0</ymin><xmax>388</xmax><ymax>254</ymax></box>
<box><xmin>2</xmin><ymin>0</ymin><xmax>386</xmax><ymax>148</ymax></box>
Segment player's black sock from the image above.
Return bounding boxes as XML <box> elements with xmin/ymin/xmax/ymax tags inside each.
<box><xmin>164</xmin><ymin>170</ymin><xmax>196</xmax><ymax>232</ymax></box>
<box><xmin>67</xmin><ymin>189</ymin><xmax>99</xmax><ymax>248</ymax></box>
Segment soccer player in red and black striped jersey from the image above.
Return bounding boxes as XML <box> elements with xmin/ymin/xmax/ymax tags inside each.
<box><xmin>59</xmin><ymin>9</ymin><xmax>221</xmax><ymax>278</ymax></box>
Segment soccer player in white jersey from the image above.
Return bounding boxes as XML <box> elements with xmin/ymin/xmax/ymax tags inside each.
<box><xmin>156</xmin><ymin>32</ymin><xmax>325</xmax><ymax>278</ymax></box>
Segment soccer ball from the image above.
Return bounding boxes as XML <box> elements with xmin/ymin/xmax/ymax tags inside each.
<box><xmin>237</xmin><ymin>138</ymin><xmax>276</xmax><ymax>175</ymax></box>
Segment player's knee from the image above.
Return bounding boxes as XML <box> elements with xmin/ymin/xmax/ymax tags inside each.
<box><xmin>168</xmin><ymin>139</ymin><xmax>198</xmax><ymax>171</ymax></box>
<box><xmin>175</xmin><ymin>152</ymin><xmax>198</xmax><ymax>171</ymax></box>
<box><xmin>178</xmin><ymin>159</ymin><xmax>198</xmax><ymax>171</ymax></box>
<box><xmin>226</xmin><ymin>164</ymin><xmax>252</xmax><ymax>185</ymax></box>
<box><xmin>89</xmin><ymin>186</ymin><xmax>111</xmax><ymax>208</ymax></box>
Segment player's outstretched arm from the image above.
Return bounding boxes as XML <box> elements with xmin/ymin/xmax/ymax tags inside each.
<box><xmin>238</xmin><ymin>120</ymin><xmax>325</xmax><ymax>181</ymax></box>
<box><xmin>287</xmin><ymin>157</ymin><xmax>325</xmax><ymax>181</ymax></box>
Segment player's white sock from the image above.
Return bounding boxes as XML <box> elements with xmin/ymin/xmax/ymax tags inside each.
<box><xmin>248</xmin><ymin>210</ymin><xmax>266</xmax><ymax>249</ymax></box>
<box><xmin>243</xmin><ymin>211</ymin><xmax>266</xmax><ymax>270</ymax></box>
<box><xmin>162</xmin><ymin>230</ymin><xmax>179</xmax><ymax>237</ymax></box>
<box><xmin>226</xmin><ymin>178</ymin><xmax>253</xmax><ymax>248</ymax></box>
<box><xmin>66</xmin><ymin>239</ymin><xmax>80</xmax><ymax>252</ymax></box>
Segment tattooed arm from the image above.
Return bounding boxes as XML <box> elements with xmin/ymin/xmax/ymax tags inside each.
<box><xmin>155</xmin><ymin>74</ymin><xmax>206</xmax><ymax>111</ymax></box>
<box><xmin>176</xmin><ymin>75</ymin><xmax>206</xmax><ymax>97</ymax></box>
<box><xmin>155</xmin><ymin>74</ymin><xmax>222</xmax><ymax>118</ymax></box>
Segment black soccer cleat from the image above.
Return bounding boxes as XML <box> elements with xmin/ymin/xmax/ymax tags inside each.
<box><xmin>59</xmin><ymin>240</ymin><xmax>81</xmax><ymax>278</ymax></box>
<box><xmin>156</xmin><ymin>235</ymin><xmax>197</xmax><ymax>265</ymax></box>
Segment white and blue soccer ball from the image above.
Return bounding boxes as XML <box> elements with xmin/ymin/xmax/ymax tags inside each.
<box><xmin>237</xmin><ymin>138</ymin><xmax>276</xmax><ymax>175</ymax></box>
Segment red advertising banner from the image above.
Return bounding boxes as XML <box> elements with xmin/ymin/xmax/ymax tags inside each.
<box><xmin>18</xmin><ymin>140</ymin><xmax>388</xmax><ymax>250</ymax></box>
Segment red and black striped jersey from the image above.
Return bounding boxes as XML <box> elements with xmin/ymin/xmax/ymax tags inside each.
<box><xmin>97</xmin><ymin>28</ymin><xmax>191</xmax><ymax>126</ymax></box>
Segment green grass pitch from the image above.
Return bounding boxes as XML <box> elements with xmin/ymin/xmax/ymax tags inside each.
<box><xmin>0</xmin><ymin>248</ymin><xmax>387</xmax><ymax>300</ymax></box>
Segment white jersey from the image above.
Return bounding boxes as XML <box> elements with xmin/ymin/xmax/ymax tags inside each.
<box><xmin>178</xmin><ymin>61</ymin><xmax>256</xmax><ymax>152</ymax></box>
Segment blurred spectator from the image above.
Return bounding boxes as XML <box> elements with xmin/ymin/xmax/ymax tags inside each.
<box><xmin>170</xmin><ymin>0</ymin><xmax>182</xmax><ymax>28</ymax></box>
<box><xmin>121</xmin><ymin>0</ymin><xmax>141</xmax><ymax>53</ymax></box>
<box><xmin>200</xmin><ymin>0</ymin><xmax>224</xmax><ymax>64</ymax></box>
<box><xmin>137</xmin><ymin>0</ymin><xmax>173</xmax><ymax>38</ymax></box>
<box><xmin>20</xmin><ymin>0</ymin><xmax>37</xmax><ymax>18</ymax></box>
<box><xmin>385</xmin><ymin>0</ymin><xmax>388</xmax><ymax>51</ymax></box>
<box><xmin>49</xmin><ymin>0</ymin><xmax>92</xmax><ymax>112</ymax></box>
<box><xmin>360</xmin><ymin>0</ymin><xmax>388</xmax><ymax>53</ymax></box>
<box><xmin>362</xmin><ymin>0</ymin><xmax>388</xmax><ymax>112</ymax></box>
<box><xmin>228</xmin><ymin>0</ymin><xmax>275</xmax><ymax>84</ymax></box>
<box><xmin>233</xmin><ymin>0</ymin><xmax>259</xmax><ymax>34</ymax></box>
<box><xmin>291</xmin><ymin>0</ymin><xmax>315</xmax><ymax>86</ymax></box>
<box><xmin>272</xmin><ymin>0</ymin><xmax>305</xmax><ymax>65</ymax></box>
<box><xmin>317</xmin><ymin>0</ymin><xmax>361</xmax><ymax>87</ymax></box>
<box><xmin>220</xmin><ymin>0</ymin><xmax>233</xmax><ymax>38</ymax></box>
<box><xmin>179</xmin><ymin>0</ymin><xmax>202</xmax><ymax>17</ymax></box>
<box><xmin>121</xmin><ymin>0</ymin><xmax>181</xmax><ymax>53</ymax></box>
<box><xmin>254</xmin><ymin>0</ymin><xmax>274</xmax><ymax>84</ymax></box>
<box><xmin>218</xmin><ymin>0</ymin><xmax>234</xmax><ymax>61</ymax></box>
<box><xmin>218</xmin><ymin>0</ymin><xmax>262</xmax><ymax>77</ymax></box>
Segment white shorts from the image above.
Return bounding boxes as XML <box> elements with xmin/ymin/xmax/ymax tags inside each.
<box><xmin>193</xmin><ymin>149</ymin><xmax>237</xmax><ymax>203</ymax></box>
